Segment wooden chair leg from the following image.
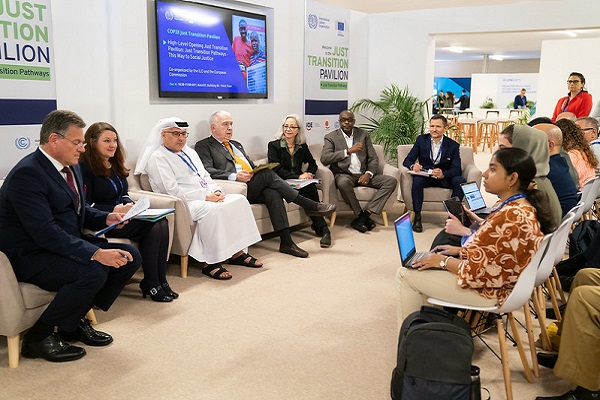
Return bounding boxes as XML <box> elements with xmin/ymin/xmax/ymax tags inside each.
<box><xmin>523</xmin><ymin>303</ymin><xmax>540</xmax><ymax>377</ymax></box>
<box><xmin>381</xmin><ymin>211</ymin><xmax>388</xmax><ymax>227</ymax></box>
<box><xmin>329</xmin><ymin>211</ymin><xmax>337</xmax><ymax>228</ymax></box>
<box><xmin>496</xmin><ymin>318</ymin><xmax>513</xmax><ymax>400</ymax></box>
<box><xmin>532</xmin><ymin>288</ymin><xmax>552</xmax><ymax>351</ymax></box>
<box><xmin>552</xmin><ymin>267</ymin><xmax>567</xmax><ymax>304</ymax></box>
<box><xmin>180</xmin><ymin>255</ymin><xmax>189</xmax><ymax>279</ymax></box>
<box><xmin>8</xmin><ymin>335</ymin><xmax>20</xmax><ymax>368</ymax></box>
<box><xmin>546</xmin><ymin>278</ymin><xmax>563</xmax><ymax>323</ymax></box>
<box><xmin>86</xmin><ymin>309</ymin><xmax>97</xmax><ymax>326</ymax></box>
<box><xmin>508</xmin><ymin>312</ymin><xmax>534</xmax><ymax>384</ymax></box>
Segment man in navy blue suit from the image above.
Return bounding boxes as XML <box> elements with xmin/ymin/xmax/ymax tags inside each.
<box><xmin>402</xmin><ymin>115</ymin><xmax>465</xmax><ymax>232</ymax></box>
<box><xmin>0</xmin><ymin>110</ymin><xmax>140</xmax><ymax>363</ymax></box>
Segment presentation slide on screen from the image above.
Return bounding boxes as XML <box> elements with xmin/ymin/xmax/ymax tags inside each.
<box><xmin>156</xmin><ymin>1</ymin><xmax>266</xmax><ymax>97</ymax></box>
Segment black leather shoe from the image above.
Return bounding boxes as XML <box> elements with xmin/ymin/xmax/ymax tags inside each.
<box><xmin>350</xmin><ymin>217</ymin><xmax>368</xmax><ymax>233</ymax></box>
<box><xmin>279</xmin><ymin>243</ymin><xmax>309</xmax><ymax>258</ymax></box>
<box><xmin>139</xmin><ymin>280</ymin><xmax>173</xmax><ymax>303</ymax></box>
<box><xmin>537</xmin><ymin>352</ymin><xmax>558</xmax><ymax>369</ymax></box>
<box><xmin>535</xmin><ymin>386</ymin><xmax>600</xmax><ymax>400</ymax></box>
<box><xmin>365</xmin><ymin>217</ymin><xmax>376</xmax><ymax>231</ymax></box>
<box><xmin>305</xmin><ymin>203</ymin><xmax>336</xmax><ymax>217</ymax></box>
<box><xmin>21</xmin><ymin>332</ymin><xmax>86</xmax><ymax>362</ymax></box>
<box><xmin>61</xmin><ymin>318</ymin><xmax>113</xmax><ymax>347</ymax></box>
<box><xmin>162</xmin><ymin>282</ymin><xmax>179</xmax><ymax>299</ymax></box>
<box><xmin>413</xmin><ymin>212</ymin><xmax>423</xmax><ymax>233</ymax></box>
<box><xmin>320</xmin><ymin>232</ymin><xmax>332</xmax><ymax>248</ymax></box>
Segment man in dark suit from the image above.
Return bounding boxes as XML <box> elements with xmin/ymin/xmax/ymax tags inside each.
<box><xmin>0</xmin><ymin>110</ymin><xmax>140</xmax><ymax>363</ymax></box>
<box><xmin>195</xmin><ymin>110</ymin><xmax>336</xmax><ymax>258</ymax></box>
<box><xmin>402</xmin><ymin>115</ymin><xmax>465</xmax><ymax>232</ymax></box>
<box><xmin>320</xmin><ymin>110</ymin><xmax>398</xmax><ymax>233</ymax></box>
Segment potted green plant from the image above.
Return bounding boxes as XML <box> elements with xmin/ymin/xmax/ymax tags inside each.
<box><xmin>351</xmin><ymin>84</ymin><xmax>429</xmax><ymax>160</ymax></box>
<box><xmin>480</xmin><ymin>97</ymin><xmax>495</xmax><ymax>109</ymax></box>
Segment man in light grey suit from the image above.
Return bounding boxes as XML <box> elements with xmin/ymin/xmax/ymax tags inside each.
<box><xmin>321</xmin><ymin>110</ymin><xmax>397</xmax><ymax>233</ymax></box>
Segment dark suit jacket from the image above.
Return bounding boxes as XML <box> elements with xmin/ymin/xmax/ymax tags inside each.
<box><xmin>195</xmin><ymin>136</ymin><xmax>256</xmax><ymax>180</ymax></box>
<box><xmin>402</xmin><ymin>134</ymin><xmax>462</xmax><ymax>179</ymax></box>
<box><xmin>0</xmin><ymin>149</ymin><xmax>109</xmax><ymax>279</ymax></box>
<box><xmin>267</xmin><ymin>140</ymin><xmax>317</xmax><ymax>179</ymax></box>
<box><xmin>320</xmin><ymin>128</ymin><xmax>378</xmax><ymax>175</ymax></box>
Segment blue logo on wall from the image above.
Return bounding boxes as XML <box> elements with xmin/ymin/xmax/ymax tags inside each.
<box><xmin>15</xmin><ymin>137</ymin><xmax>31</xmax><ymax>150</ymax></box>
<box><xmin>337</xmin><ymin>21</ymin><xmax>345</xmax><ymax>31</ymax></box>
<box><xmin>308</xmin><ymin>14</ymin><xmax>318</xmax><ymax>29</ymax></box>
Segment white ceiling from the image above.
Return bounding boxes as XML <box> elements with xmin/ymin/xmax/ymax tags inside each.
<box><xmin>316</xmin><ymin>0</ymin><xmax>600</xmax><ymax>61</ymax></box>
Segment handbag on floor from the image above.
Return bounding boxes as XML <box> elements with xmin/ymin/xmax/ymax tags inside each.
<box><xmin>391</xmin><ymin>306</ymin><xmax>474</xmax><ymax>400</ymax></box>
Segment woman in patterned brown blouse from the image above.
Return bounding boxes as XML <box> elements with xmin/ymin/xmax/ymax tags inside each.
<box><xmin>395</xmin><ymin>147</ymin><xmax>556</xmax><ymax>324</ymax></box>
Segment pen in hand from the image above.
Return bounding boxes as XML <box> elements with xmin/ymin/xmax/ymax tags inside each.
<box><xmin>119</xmin><ymin>252</ymin><xmax>130</xmax><ymax>261</ymax></box>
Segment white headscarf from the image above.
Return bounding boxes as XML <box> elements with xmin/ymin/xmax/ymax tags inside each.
<box><xmin>134</xmin><ymin>117</ymin><xmax>188</xmax><ymax>175</ymax></box>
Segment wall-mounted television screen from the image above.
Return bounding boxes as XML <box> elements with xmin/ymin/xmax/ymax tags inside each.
<box><xmin>155</xmin><ymin>0</ymin><xmax>267</xmax><ymax>99</ymax></box>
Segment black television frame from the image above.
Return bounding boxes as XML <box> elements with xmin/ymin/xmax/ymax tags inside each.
<box><xmin>154</xmin><ymin>0</ymin><xmax>268</xmax><ymax>99</ymax></box>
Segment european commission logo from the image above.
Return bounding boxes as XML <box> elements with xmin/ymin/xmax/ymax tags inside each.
<box><xmin>15</xmin><ymin>137</ymin><xmax>31</xmax><ymax>150</ymax></box>
<box><xmin>165</xmin><ymin>10</ymin><xmax>174</xmax><ymax>21</ymax></box>
<box><xmin>336</xmin><ymin>20</ymin><xmax>346</xmax><ymax>37</ymax></box>
<box><xmin>307</xmin><ymin>14</ymin><xmax>318</xmax><ymax>29</ymax></box>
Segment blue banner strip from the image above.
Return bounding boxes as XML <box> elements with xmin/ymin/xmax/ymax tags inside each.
<box><xmin>305</xmin><ymin>100</ymin><xmax>348</xmax><ymax>116</ymax></box>
<box><xmin>0</xmin><ymin>99</ymin><xmax>57</xmax><ymax>125</ymax></box>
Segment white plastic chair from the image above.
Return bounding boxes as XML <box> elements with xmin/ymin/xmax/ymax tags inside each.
<box><xmin>427</xmin><ymin>234</ymin><xmax>552</xmax><ymax>400</ymax></box>
<box><xmin>577</xmin><ymin>175</ymin><xmax>600</xmax><ymax>221</ymax></box>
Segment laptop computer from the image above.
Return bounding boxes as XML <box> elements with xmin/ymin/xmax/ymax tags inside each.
<box><xmin>394</xmin><ymin>212</ymin><xmax>430</xmax><ymax>268</ymax></box>
<box><xmin>460</xmin><ymin>181</ymin><xmax>494</xmax><ymax>215</ymax></box>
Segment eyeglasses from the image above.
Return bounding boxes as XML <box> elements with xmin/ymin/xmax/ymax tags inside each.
<box><xmin>165</xmin><ymin>131</ymin><xmax>189</xmax><ymax>138</ymax></box>
<box><xmin>55</xmin><ymin>133</ymin><xmax>86</xmax><ymax>148</ymax></box>
<box><xmin>282</xmin><ymin>125</ymin><xmax>299</xmax><ymax>130</ymax></box>
<box><xmin>567</xmin><ymin>80</ymin><xmax>581</xmax><ymax>84</ymax></box>
<box><xmin>581</xmin><ymin>127</ymin><xmax>596</xmax><ymax>132</ymax></box>
<box><xmin>339</xmin><ymin>118</ymin><xmax>355</xmax><ymax>123</ymax></box>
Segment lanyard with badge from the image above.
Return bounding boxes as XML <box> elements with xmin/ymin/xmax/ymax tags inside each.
<box><xmin>431</xmin><ymin>138</ymin><xmax>443</xmax><ymax>165</ymax></box>
<box><xmin>164</xmin><ymin>146</ymin><xmax>208</xmax><ymax>188</ymax></box>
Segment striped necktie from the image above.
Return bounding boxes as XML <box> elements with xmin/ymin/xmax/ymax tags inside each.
<box><xmin>223</xmin><ymin>141</ymin><xmax>252</xmax><ymax>172</ymax></box>
<box><xmin>62</xmin><ymin>166</ymin><xmax>80</xmax><ymax>209</ymax></box>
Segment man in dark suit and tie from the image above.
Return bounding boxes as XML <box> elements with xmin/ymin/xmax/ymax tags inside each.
<box><xmin>0</xmin><ymin>110</ymin><xmax>140</xmax><ymax>363</ymax></box>
<box><xmin>402</xmin><ymin>115</ymin><xmax>465</xmax><ymax>232</ymax></box>
<box><xmin>320</xmin><ymin>110</ymin><xmax>398</xmax><ymax>233</ymax></box>
<box><xmin>195</xmin><ymin>110</ymin><xmax>336</xmax><ymax>258</ymax></box>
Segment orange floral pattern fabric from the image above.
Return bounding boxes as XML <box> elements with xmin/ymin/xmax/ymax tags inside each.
<box><xmin>457</xmin><ymin>203</ymin><xmax>543</xmax><ymax>306</ymax></box>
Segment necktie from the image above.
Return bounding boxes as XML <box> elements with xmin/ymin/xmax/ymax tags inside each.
<box><xmin>223</xmin><ymin>141</ymin><xmax>252</xmax><ymax>172</ymax></box>
<box><xmin>62</xmin><ymin>167</ymin><xmax>80</xmax><ymax>209</ymax></box>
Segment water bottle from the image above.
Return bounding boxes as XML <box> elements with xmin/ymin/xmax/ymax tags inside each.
<box><xmin>470</xmin><ymin>365</ymin><xmax>481</xmax><ymax>400</ymax></box>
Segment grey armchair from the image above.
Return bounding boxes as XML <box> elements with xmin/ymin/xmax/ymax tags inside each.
<box><xmin>397</xmin><ymin>144</ymin><xmax>482</xmax><ymax>212</ymax></box>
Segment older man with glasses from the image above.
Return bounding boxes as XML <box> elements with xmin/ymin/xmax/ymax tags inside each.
<box><xmin>575</xmin><ymin>116</ymin><xmax>600</xmax><ymax>162</ymax></box>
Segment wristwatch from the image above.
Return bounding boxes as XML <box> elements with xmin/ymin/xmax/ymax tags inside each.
<box><xmin>439</xmin><ymin>256</ymin><xmax>450</xmax><ymax>270</ymax></box>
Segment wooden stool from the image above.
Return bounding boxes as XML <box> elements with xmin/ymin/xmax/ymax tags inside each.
<box><xmin>457</xmin><ymin>119</ymin><xmax>478</xmax><ymax>153</ymax></box>
<box><xmin>478</xmin><ymin>120</ymin><xmax>500</xmax><ymax>152</ymax></box>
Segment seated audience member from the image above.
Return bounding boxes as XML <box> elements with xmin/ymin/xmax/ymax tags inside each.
<box><xmin>534</xmin><ymin>123</ymin><xmax>580</xmax><ymax>217</ymax></box>
<box><xmin>268</xmin><ymin>114</ymin><xmax>331</xmax><ymax>248</ymax></box>
<box><xmin>135</xmin><ymin>117</ymin><xmax>263</xmax><ymax>280</ymax></box>
<box><xmin>498</xmin><ymin>124</ymin><xmax>563</xmax><ymax>227</ymax></box>
<box><xmin>80</xmin><ymin>122</ymin><xmax>177</xmax><ymax>302</ymax></box>
<box><xmin>320</xmin><ymin>110</ymin><xmax>398</xmax><ymax>233</ymax></box>
<box><xmin>535</xmin><ymin>268</ymin><xmax>600</xmax><ymax>400</ymax></box>
<box><xmin>0</xmin><ymin>110</ymin><xmax>140</xmax><ymax>362</ymax></box>
<box><xmin>396</xmin><ymin>148</ymin><xmax>555</xmax><ymax>326</ymax></box>
<box><xmin>528</xmin><ymin>117</ymin><xmax>580</xmax><ymax>188</ymax></box>
<box><xmin>401</xmin><ymin>115</ymin><xmax>465</xmax><ymax>232</ymax></box>
<box><xmin>195</xmin><ymin>111</ymin><xmax>336</xmax><ymax>258</ymax></box>
<box><xmin>552</xmin><ymin>72</ymin><xmax>593</xmax><ymax>122</ymax></box>
<box><xmin>556</xmin><ymin>118</ymin><xmax>598</xmax><ymax>189</ymax></box>
<box><xmin>575</xmin><ymin>116</ymin><xmax>600</xmax><ymax>162</ymax></box>
<box><xmin>555</xmin><ymin>112</ymin><xmax>577</xmax><ymax>122</ymax></box>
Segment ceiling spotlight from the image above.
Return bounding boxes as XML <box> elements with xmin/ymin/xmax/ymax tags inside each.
<box><xmin>448</xmin><ymin>47</ymin><xmax>463</xmax><ymax>53</ymax></box>
<box><xmin>565</xmin><ymin>30</ymin><xmax>577</xmax><ymax>37</ymax></box>
<box><xmin>490</xmin><ymin>55</ymin><xmax>504</xmax><ymax>61</ymax></box>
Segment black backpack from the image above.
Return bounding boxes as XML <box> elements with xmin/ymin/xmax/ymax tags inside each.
<box><xmin>391</xmin><ymin>306</ymin><xmax>474</xmax><ymax>400</ymax></box>
<box><xmin>568</xmin><ymin>220</ymin><xmax>600</xmax><ymax>257</ymax></box>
